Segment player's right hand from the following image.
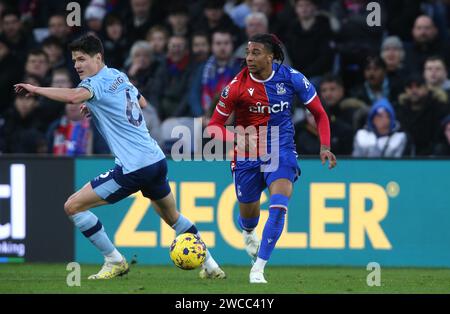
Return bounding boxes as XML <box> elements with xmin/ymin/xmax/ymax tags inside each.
<box><xmin>320</xmin><ymin>145</ymin><xmax>337</xmax><ymax>169</ymax></box>
<box><xmin>14</xmin><ymin>83</ymin><xmax>37</xmax><ymax>97</ymax></box>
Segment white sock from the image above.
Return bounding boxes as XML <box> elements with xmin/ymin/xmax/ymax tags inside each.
<box><xmin>251</xmin><ymin>257</ymin><xmax>267</xmax><ymax>273</ymax></box>
<box><xmin>203</xmin><ymin>250</ymin><xmax>219</xmax><ymax>272</ymax></box>
<box><xmin>105</xmin><ymin>248</ymin><xmax>123</xmax><ymax>263</ymax></box>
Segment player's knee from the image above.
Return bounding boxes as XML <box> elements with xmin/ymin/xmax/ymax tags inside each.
<box><xmin>64</xmin><ymin>198</ymin><xmax>81</xmax><ymax>216</ymax></box>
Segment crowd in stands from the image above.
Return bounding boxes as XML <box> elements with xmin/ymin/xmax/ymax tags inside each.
<box><xmin>0</xmin><ymin>0</ymin><xmax>449</xmax><ymax>158</ymax></box>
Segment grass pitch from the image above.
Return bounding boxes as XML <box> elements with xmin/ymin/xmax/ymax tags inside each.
<box><xmin>0</xmin><ymin>264</ymin><xmax>449</xmax><ymax>294</ymax></box>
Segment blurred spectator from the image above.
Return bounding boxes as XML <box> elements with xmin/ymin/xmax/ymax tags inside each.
<box><xmin>24</xmin><ymin>48</ymin><xmax>50</xmax><ymax>85</ymax></box>
<box><xmin>0</xmin><ymin>94</ymin><xmax>47</xmax><ymax>153</ymax></box>
<box><xmin>102</xmin><ymin>14</ymin><xmax>129</xmax><ymax>70</ymax></box>
<box><xmin>38</xmin><ymin>68</ymin><xmax>74</xmax><ymax>130</ymax></box>
<box><xmin>380</xmin><ymin>36</ymin><xmax>409</xmax><ymax>92</ymax></box>
<box><xmin>421</xmin><ymin>0</ymin><xmax>450</xmax><ymax>41</ymax></box>
<box><xmin>227</xmin><ymin>0</ymin><xmax>252</xmax><ymax>29</ymax></box>
<box><xmin>404</xmin><ymin>15</ymin><xmax>450</xmax><ymax>75</ymax></box>
<box><xmin>330</xmin><ymin>0</ymin><xmax>386</xmax><ymax>89</ymax></box>
<box><xmin>0</xmin><ymin>37</ymin><xmax>22</xmax><ymax>114</ymax></box>
<box><xmin>396</xmin><ymin>76</ymin><xmax>449</xmax><ymax>155</ymax></box>
<box><xmin>84</xmin><ymin>0</ymin><xmax>107</xmax><ymax>35</ymax></box>
<box><xmin>234</xmin><ymin>12</ymin><xmax>291</xmax><ymax>66</ymax></box>
<box><xmin>159</xmin><ymin>35</ymin><xmax>192</xmax><ymax>119</ymax></box>
<box><xmin>319</xmin><ymin>73</ymin><xmax>367</xmax><ymax>130</ymax></box>
<box><xmin>423</xmin><ymin>56</ymin><xmax>450</xmax><ymax>96</ymax></box>
<box><xmin>193</xmin><ymin>0</ymin><xmax>243</xmax><ymax>45</ymax></box>
<box><xmin>41</xmin><ymin>36</ymin><xmax>67</xmax><ymax>71</ymax></box>
<box><xmin>433</xmin><ymin>114</ymin><xmax>450</xmax><ymax>156</ymax></box>
<box><xmin>190</xmin><ymin>31</ymin><xmax>211</xmax><ymax>64</ymax></box>
<box><xmin>47</xmin><ymin>102</ymin><xmax>109</xmax><ymax>156</ymax></box>
<box><xmin>352</xmin><ymin>98</ymin><xmax>408</xmax><ymax>158</ymax></box>
<box><xmin>47</xmin><ymin>13</ymin><xmax>72</xmax><ymax>46</ymax></box>
<box><xmin>385</xmin><ymin>0</ymin><xmax>422</xmax><ymax>42</ymax></box>
<box><xmin>286</xmin><ymin>0</ymin><xmax>334</xmax><ymax>82</ymax></box>
<box><xmin>250</xmin><ymin>0</ymin><xmax>285</xmax><ymax>35</ymax></box>
<box><xmin>125</xmin><ymin>0</ymin><xmax>166</xmax><ymax>43</ymax></box>
<box><xmin>351</xmin><ymin>55</ymin><xmax>402</xmax><ymax>108</ymax></box>
<box><xmin>146</xmin><ymin>25</ymin><xmax>170</xmax><ymax>62</ymax></box>
<box><xmin>125</xmin><ymin>40</ymin><xmax>167</xmax><ymax>116</ymax></box>
<box><xmin>189</xmin><ymin>30</ymin><xmax>240</xmax><ymax>119</ymax></box>
<box><xmin>166</xmin><ymin>3</ymin><xmax>191</xmax><ymax>37</ymax></box>
<box><xmin>0</xmin><ymin>8</ymin><xmax>36</xmax><ymax>63</ymax></box>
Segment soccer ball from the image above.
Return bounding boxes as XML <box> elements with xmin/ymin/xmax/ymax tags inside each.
<box><xmin>169</xmin><ymin>233</ymin><xmax>207</xmax><ymax>270</ymax></box>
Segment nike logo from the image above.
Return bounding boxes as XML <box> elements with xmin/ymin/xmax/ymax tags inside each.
<box><xmin>267</xmin><ymin>238</ymin><xmax>273</xmax><ymax>244</ymax></box>
<box><xmin>248</xmin><ymin>88</ymin><xmax>254</xmax><ymax>96</ymax></box>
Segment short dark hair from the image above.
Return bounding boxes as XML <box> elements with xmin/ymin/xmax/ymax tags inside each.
<box><xmin>320</xmin><ymin>73</ymin><xmax>344</xmax><ymax>88</ymax></box>
<box><xmin>68</xmin><ymin>34</ymin><xmax>104</xmax><ymax>59</ymax></box>
<box><xmin>27</xmin><ymin>48</ymin><xmax>49</xmax><ymax>62</ymax></box>
<box><xmin>1</xmin><ymin>8</ymin><xmax>20</xmax><ymax>20</ymax></box>
<box><xmin>425</xmin><ymin>55</ymin><xmax>447</xmax><ymax>68</ymax></box>
<box><xmin>42</xmin><ymin>36</ymin><xmax>63</xmax><ymax>49</ymax></box>
<box><xmin>364</xmin><ymin>55</ymin><xmax>386</xmax><ymax>70</ymax></box>
<box><xmin>248</xmin><ymin>33</ymin><xmax>285</xmax><ymax>70</ymax></box>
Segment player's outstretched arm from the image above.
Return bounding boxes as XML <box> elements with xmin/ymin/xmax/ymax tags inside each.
<box><xmin>306</xmin><ymin>95</ymin><xmax>337</xmax><ymax>169</ymax></box>
<box><xmin>14</xmin><ymin>83</ymin><xmax>91</xmax><ymax>104</ymax></box>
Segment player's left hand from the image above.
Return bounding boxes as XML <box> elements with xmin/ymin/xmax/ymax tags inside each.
<box><xmin>320</xmin><ymin>145</ymin><xmax>337</xmax><ymax>169</ymax></box>
<box><xmin>14</xmin><ymin>83</ymin><xmax>37</xmax><ymax>97</ymax></box>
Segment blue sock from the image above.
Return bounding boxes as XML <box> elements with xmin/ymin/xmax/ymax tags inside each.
<box><xmin>258</xmin><ymin>194</ymin><xmax>288</xmax><ymax>261</ymax></box>
<box><xmin>71</xmin><ymin>211</ymin><xmax>115</xmax><ymax>256</ymax></box>
<box><xmin>238</xmin><ymin>215</ymin><xmax>259</xmax><ymax>232</ymax></box>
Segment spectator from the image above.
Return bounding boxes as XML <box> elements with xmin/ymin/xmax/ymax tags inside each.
<box><xmin>330</xmin><ymin>0</ymin><xmax>386</xmax><ymax>88</ymax></box>
<box><xmin>385</xmin><ymin>0</ymin><xmax>422</xmax><ymax>42</ymax></box>
<box><xmin>125</xmin><ymin>40</ymin><xmax>166</xmax><ymax>117</ymax></box>
<box><xmin>352</xmin><ymin>98</ymin><xmax>408</xmax><ymax>158</ymax></box>
<box><xmin>39</xmin><ymin>68</ymin><xmax>74</xmax><ymax>130</ymax></box>
<box><xmin>47</xmin><ymin>102</ymin><xmax>108</xmax><ymax>156</ymax></box>
<box><xmin>193</xmin><ymin>0</ymin><xmax>243</xmax><ymax>46</ymax></box>
<box><xmin>0</xmin><ymin>36</ymin><xmax>22</xmax><ymax>114</ymax></box>
<box><xmin>159</xmin><ymin>35</ymin><xmax>192</xmax><ymax>119</ymax></box>
<box><xmin>396</xmin><ymin>76</ymin><xmax>449</xmax><ymax>156</ymax></box>
<box><xmin>189</xmin><ymin>29</ymin><xmax>241</xmax><ymax>119</ymax></box>
<box><xmin>286</xmin><ymin>0</ymin><xmax>334</xmax><ymax>82</ymax></box>
<box><xmin>190</xmin><ymin>31</ymin><xmax>211</xmax><ymax>64</ymax></box>
<box><xmin>351</xmin><ymin>55</ymin><xmax>402</xmax><ymax>108</ymax></box>
<box><xmin>146</xmin><ymin>25</ymin><xmax>170</xmax><ymax>62</ymax></box>
<box><xmin>250</xmin><ymin>0</ymin><xmax>285</xmax><ymax>36</ymax></box>
<box><xmin>234</xmin><ymin>12</ymin><xmax>292</xmax><ymax>66</ymax></box>
<box><xmin>0</xmin><ymin>94</ymin><xmax>47</xmax><ymax>153</ymax></box>
<box><xmin>0</xmin><ymin>8</ymin><xmax>36</xmax><ymax>63</ymax></box>
<box><xmin>84</xmin><ymin>0</ymin><xmax>107</xmax><ymax>35</ymax></box>
<box><xmin>227</xmin><ymin>0</ymin><xmax>252</xmax><ymax>29</ymax></box>
<box><xmin>47</xmin><ymin>13</ymin><xmax>73</xmax><ymax>47</ymax></box>
<box><xmin>124</xmin><ymin>0</ymin><xmax>166</xmax><ymax>43</ymax></box>
<box><xmin>102</xmin><ymin>14</ymin><xmax>129</xmax><ymax>70</ymax></box>
<box><xmin>24</xmin><ymin>48</ymin><xmax>50</xmax><ymax>85</ymax></box>
<box><xmin>166</xmin><ymin>3</ymin><xmax>191</xmax><ymax>37</ymax></box>
<box><xmin>41</xmin><ymin>36</ymin><xmax>67</xmax><ymax>71</ymax></box>
<box><xmin>433</xmin><ymin>114</ymin><xmax>450</xmax><ymax>156</ymax></box>
<box><xmin>380</xmin><ymin>36</ymin><xmax>409</xmax><ymax>92</ymax></box>
<box><xmin>404</xmin><ymin>15</ymin><xmax>450</xmax><ymax>75</ymax></box>
<box><xmin>423</xmin><ymin>56</ymin><xmax>450</xmax><ymax>96</ymax></box>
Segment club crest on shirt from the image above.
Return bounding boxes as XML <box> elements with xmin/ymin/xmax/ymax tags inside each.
<box><xmin>276</xmin><ymin>83</ymin><xmax>286</xmax><ymax>95</ymax></box>
<box><xmin>221</xmin><ymin>85</ymin><xmax>230</xmax><ymax>98</ymax></box>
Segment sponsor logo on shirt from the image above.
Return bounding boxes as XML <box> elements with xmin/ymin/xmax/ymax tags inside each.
<box><xmin>249</xmin><ymin>101</ymin><xmax>289</xmax><ymax>114</ymax></box>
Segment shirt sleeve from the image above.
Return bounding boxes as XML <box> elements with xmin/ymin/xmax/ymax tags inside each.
<box><xmin>78</xmin><ymin>77</ymin><xmax>103</xmax><ymax>101</ymax></box>
<box><xmin>290</xmin><ymin>68</ymin><xmax>317</xmax><ymax>105</ymax></box>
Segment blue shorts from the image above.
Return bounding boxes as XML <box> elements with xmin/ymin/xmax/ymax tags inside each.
<box><xmin>232</xmin><ymin>150</ymin><xmax>301</xmax><ymax>204</ymax></box>
<box><xmin>90</xmin><ymin>159</ymin><xmax>171</xmax><ymax>203</ymax></box>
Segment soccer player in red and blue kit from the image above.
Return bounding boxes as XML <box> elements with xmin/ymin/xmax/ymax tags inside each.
<box><xmin>206</xmin><ymin>34</ymin><xmax>337</xmax><ymax>283</ymax></box>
